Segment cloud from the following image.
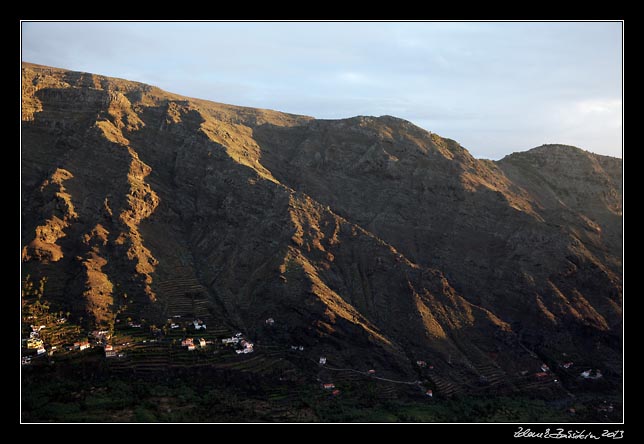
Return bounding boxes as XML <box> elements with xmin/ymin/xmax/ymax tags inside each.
<box><xmin>576</xmin><ymin>99</ymin><xmax>622</xmax><ymax>116</ymax></box>
<box><xmin>21</xmin><ymin>21</ymin><xmax>622</xmax><ymax>159</ymax></box>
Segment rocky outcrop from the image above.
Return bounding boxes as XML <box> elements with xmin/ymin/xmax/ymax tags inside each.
<box><xmin>22</xmin><ymin>168</ymin><xmax>77</xmax><ymax>262</ymax></box>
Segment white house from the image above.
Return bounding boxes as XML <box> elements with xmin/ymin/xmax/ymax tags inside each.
<box><xmin>105</xmin><ymin>345</ymin><xmax>116</xmax><ymax>358</ymax></box>
<box><xmin>241</xmin><ymin>341</ymin><xmax>254</xmax><ymax>354</ymax></box>
<box><xmin>92</xmin><ymin>330</ymin><xmax>110</xmax><ymax>339</ymax></box>
<box><xmin>319</xmin><ymin>357</ymin><xmax>327</xmax><ymax>365</ymax></box>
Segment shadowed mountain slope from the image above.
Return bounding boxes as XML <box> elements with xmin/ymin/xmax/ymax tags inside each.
<box><xmin>21</xmin><ymin>62</ymin><xmax>622</xmax><ymax>391</ymax></box>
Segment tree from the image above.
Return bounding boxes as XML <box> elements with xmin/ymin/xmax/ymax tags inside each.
<box><xmin>37</xmin><ymin>277</ymin><xmax>47</xmax><ymax>299</ymax></box>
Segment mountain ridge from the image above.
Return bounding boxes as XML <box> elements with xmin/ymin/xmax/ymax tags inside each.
<box><xmin>21</xmin><ymin>62</ymin><xmax>622</xmax><ymax>396</ymax></box>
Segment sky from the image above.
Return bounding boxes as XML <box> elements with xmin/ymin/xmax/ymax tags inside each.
<box><xmin>21</xmin><ymin>21</ymin><xmax>622</xmax><ymax>159</ymax></box>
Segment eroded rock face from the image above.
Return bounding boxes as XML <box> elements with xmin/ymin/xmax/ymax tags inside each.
<box><xmin>22</xmin><ymin>168</ymin><xmax>77</xmax><ymax>262</ymax></box>
<box><xmin>21</xmin><ymin>62</ymin><xmax>622</xmax><ymax>389</ymax></box>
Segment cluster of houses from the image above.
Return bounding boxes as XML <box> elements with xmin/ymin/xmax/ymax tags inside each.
<box><xmin>24</xmin><ymin>322</ymin><xmax>53</xmax><ymax>361</ymax></box>
<box><xmin>26</xmin><ymin>324</ymin><xmax>47</xmax><ymax>355</ymax></box>
<box><xmin>524</xmin><ymin>361</ymin><xmax>603</xmax><ymax>382</ymax></box>
<box><xmin>222</xmin><ymin>332</ymin><xmax>244</xmax><ymax>345</ymax></box>
<box><xmin>290</xmin><ymin>345</ymin><xmax>305</xmax><ymax>351</ymax></box>
<box><xmin>265</xmin><ymin>318</ymin><xmax>275</xmax><ymax>326</ymax></box>
<box><xmin>519</xmin><ymin>360</ymin><xmax>582</xmax><ymax>381</ymax></box>
<box><xmin>91</xmin><ymin>330</ymin><xmax>111</xmax><ymax>342</ymax></box>
<box><xmin>221</xmin><ymin>333</ymin><xmax>254</xmax><ymax>354</ymax></box>
<box><xmin>416</xmin><ymin>360</ymin><xmax>434</xmax><ymax>370</ymax></box>
<box><xmin>181</xmin><ymin>337</ymin><xmax>208</xmax><ymax>351</ymax></box>
<box><xmin>73</xmin><ymin>341</ymin><xmax>91</xmax><ymax>351</ymax></box>
<box><xmin>236</xmin><ymin>339</ymin><xmax>254</xmax><ymax>354</ymax></box>
<box><xmin>193</xmin><ymin>319</ymin><xmax>207</xmax><ymax>330</ymax></box>
<box><xmin>23</xmin><ymin>322</ymin><xmax>106</xmax><ymax>360</ymax></box>
<box><xmin>161</xmin><ymin>318</ymin><xmax>207</xmax><ymax>331</ymax></box>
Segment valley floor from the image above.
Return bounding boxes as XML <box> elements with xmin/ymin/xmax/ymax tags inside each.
<box><xmin>21</xmin><ymin>359</ymin><xmax>622</xmax><ymax>423</ymax></box>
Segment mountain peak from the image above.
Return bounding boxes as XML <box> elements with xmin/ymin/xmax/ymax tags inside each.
<box><xmin>501</xmin><ymin>143</ymin><xmax>620</xmax><ymax>162</ymax></box>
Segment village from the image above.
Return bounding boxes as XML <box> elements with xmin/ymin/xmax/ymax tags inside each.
<box><xmin>21</xmin><ymin>312</ymin><xmax>607</xmax><ymax>408</ymax></box>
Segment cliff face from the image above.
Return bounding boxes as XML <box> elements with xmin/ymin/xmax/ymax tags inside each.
<box><xmin>21</xmin><ymin>63</ymin><xmax>622</xmax><ymax>388</ymax></box>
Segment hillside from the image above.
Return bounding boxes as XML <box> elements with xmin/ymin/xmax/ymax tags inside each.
<box><xmin>21</xmin><ymin>62</ymin><xmax>622</xmax><ymax>407</ymax></box>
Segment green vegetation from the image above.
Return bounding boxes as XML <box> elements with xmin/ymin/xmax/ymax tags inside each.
<box><xmin>22</xmin><ymin>363</ymin><xmax>621</xmax><ymax>423</ymax></box>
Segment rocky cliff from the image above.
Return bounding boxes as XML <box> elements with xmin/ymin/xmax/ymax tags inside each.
<box><xmin>21</xmin><ymin>62</ymin><xmax>622</xmax><ymax>390</ymax></box>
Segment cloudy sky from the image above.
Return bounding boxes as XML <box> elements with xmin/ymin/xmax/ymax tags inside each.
<box><xmin>21</xmin><ymin>21</ymin><xmax>622</xmax><ymax>159</ymax></box>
